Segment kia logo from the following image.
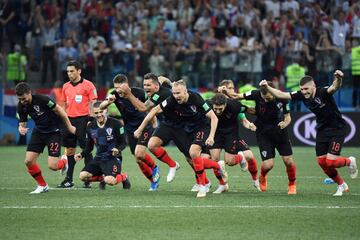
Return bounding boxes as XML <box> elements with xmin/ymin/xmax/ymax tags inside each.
<box><xmin>293</xmin><ymin>113</ymin><xmax>356</xmax><ymax>146</ymax></box>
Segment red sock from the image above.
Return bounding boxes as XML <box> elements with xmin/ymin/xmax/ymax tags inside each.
<box><xmin>143</xmin><ymin>153</ymin><xmax>156</xmax><ymax>169</ymax></box>
<box><xmin>232</xmin><ymin>154</ymin><xmax>243</xmax><ymax>165</ymax></box>
<box><xmin>137</xmin><ymin>161</ymin><xmax>153</xmax><ymax>182</ymax></box>
<box><xmin>247</xmin><ymin>158</ymin><xmax>258</xmax><ymax>180</ymax></box>
<box><xmin>116</xmin><ymin>173</ymin><xmax>128</xmax><ymax>184</ymax></box>
<box><xmin>192</xmin><ymin>157</ymin><xmax>205</xmax><ymax>185</ymax></box>
<box><xmin>205</xmin><ymin>177</ymin><xmax>210</xmax><ymax>184</ymax></box>
<box><xmin>195</xmin><ymin>175</ymin><xmax>199</xmax><ymax>184</ymax></box>
<box><xmin>56</xmin><ymin>158</ymin><xmax>67</xmax><ymax>170</ymax></box>
<box><xmin>317</xmin><ymin>157</ymin><xmax>344</xmax><ymax>185</ymax></box>
<box><xmin>326</xmin><ymin>157</ymin><xmax>350</xmax><ymax>168</ymax></box>
<box><xmin>260</xmin><ymin>165</ymin><xmax>270</xmax><ymax>177</ymax></box>
<box><xmin>89</xmin><ymin>176</ymin><xmax>104</xmax><ymax>182</ymax></box>
<box><xmin>27</xmin><ymin>164</ymin><xmax>47</xmax><ymax>186</ymax></box>
<box><xmin>151</xmin><ymin>147</ymin><xmax>176</xmax><ymax>167</ymax></box>
<box><xmin>286</xmin><ymin>164</ymin><xmax>296</xmax><ymax>185</ymax></box>
<box><xmin>203</xmin><ymin>157</ymin><xmax>220</xmax><ymax>169</ymax></box>
<box><xmin>213</xmin><ymin>168</ymin><xmax>226</xmax><ymax>185</ymax></box>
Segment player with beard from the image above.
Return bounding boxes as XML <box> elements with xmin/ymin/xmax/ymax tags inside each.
<box><xmin>135</xmin><ymin>80</ymin><xmax>228</xmax><ymax>198</ymax></box>
<box><xmin>260</xmin><ymin>70</ymin><xmax>358</xmax><ymax>196</ymax></box>
<box><xmin>16</xmin><ymin>82</ymin><xmax>75</xmax><ymax>194</ymax></box>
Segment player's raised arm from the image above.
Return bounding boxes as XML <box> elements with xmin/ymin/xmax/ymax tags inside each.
<box><xmin>218</xmin><ymin>85</ymin><xmax>245</xmax><ymax>100</ymax></box>
<box><xmin>121</xmin><ymin>84</ymin><xmax>147</xmax><ymax>112</ymax></box>
<box><xmin>259</xmin><ymin>80</ymin><xmax>292</xmax><ymax>100</ymax></box>
<box><xmin>327</xmin><ymin>70</ymin><xmax>344</xmax><ymax>95</ymax></box>
<box><xmin>100</xmin><ymin>94</ymin><xmax>115</xmax><ymax>110</ymax></box>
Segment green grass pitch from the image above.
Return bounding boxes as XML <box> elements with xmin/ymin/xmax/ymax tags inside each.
<box><xmin>0</xmin><ymin>146</ymin><xmax>359</xmax><ymax>240</ymax></box>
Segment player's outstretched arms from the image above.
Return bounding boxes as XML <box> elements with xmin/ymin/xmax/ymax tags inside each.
<box><xmin>259</xmin><ymin>80</ymin><xmax>292</xmax><ymax>100</ymax></box>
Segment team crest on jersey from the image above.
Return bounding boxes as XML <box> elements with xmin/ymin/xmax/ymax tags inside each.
<box><xmin>314</xmin><ymin>97</ymin><xmax>325</xmax><ymax>108</ymax></box>
<box><xmin>106</xmin><ymin>128</ymin><xmax>113</xmax><ymax>136</ymax></box>
<box><xmin>314</xmin><ymin>97</ymin><xmax>322</xmax><ymax>105</ymax></box>
<box><xmin>161</xmin><ymin>100</ymin><xmax>167</xmax><ymax>107</ymax></box>
<box><xmin>191</xmin><ymin>105</ymin><xmax>197</xmax><ymax>112</ymax></box>
<box><xmin>262</xmin><ymin>151</ymin><xmax>267</xmax><ymax>157</ymax></box>
<box><xmin>33</xmin><ymin>105</ymin><xmax>40</xmax><ymax>112</ymax></box>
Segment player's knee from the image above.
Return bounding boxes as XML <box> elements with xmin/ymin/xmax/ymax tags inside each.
<box><xmin>189</xmin><ymin>151</ymin><xmax>200</xmax><ymax>159</ymax></box>
<box><xmin>243</xmin><ymin>150</ymin><xmax>254</xmax><ymax>161</ymax></box>
<box><xmin>225</xmin><ymin>157</ymin><xmax>235</xmax><ymax>166</ymax></box>
<box><xmin>104</xmin><ymin>176</ymin><xmax>116</xmax><ymax>185</ymax></box>
<box><xmin>135</xmin><ymin>152</ymin><xmax>145</xmax><ymax>161</ymax></box>
<box><xmin>262</xmin><ymin>159</ymin><xmax>274</xmax><ymax>170</ymax></box>
<box><xmin>134</xmin><ymin>148</ymin><xmax>145</xmax><ymax>160</ymax></box>
<box><xmin>24</xmin><ymin>158</ymin><xmax>35</xmax><ymax>166</ymax></box>
<box><xmin>48</xmin><ymin>163</ymin><xmax>58</xmax><ymax>171</ymax></box>
<box><xmin>79</xmin><ymin>171</ymin><xmax>91</xmax><ymax>181</ymax></box>
<box><xmin>147</xmin><ymin>142</ymin><xmax>157</xmax><ymax>152</ymax></box>
<box><xmin>283</xmin><ymin>156</ymin><xmax>294</xmax><ymax>166</ymax></box>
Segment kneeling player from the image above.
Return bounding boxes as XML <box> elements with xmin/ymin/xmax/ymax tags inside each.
<box><xmin>75</xmin><ymin>102</ymin><xmax>130</xmax><ymax>189</ymax></box>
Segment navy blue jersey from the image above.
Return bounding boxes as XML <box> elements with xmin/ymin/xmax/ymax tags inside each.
<box><xmin>208</xmin><ymin>98</ymin><xmax>247</xmax><ymax>134</ymax></box>
<box><xmin>111</xmin><ymin>87</ymin><xmax>148</xmax><ymax>132</ymax></box>
<box><xmin>290</xmin><ymin>87</ymin><xmax>346</xmax><ymax>130</ymax></box>
<box><xmin>160</xmin><ymin>91</ymin><xmax>211</xmax><ymax>133</ymax></box>
<box><xmin>244</xmin><ymin>90</ymin><xmax>289</xmax><ymax>132</ymax></box>
<box><xmin>83</xmin><ymin>117</ymin><xmax>126</xmax><ymax>161</ymax></box>
<box><xmin>17</xmin><ymin>94</ymin><xmax>61</xmax><ymax>133</ymax></box>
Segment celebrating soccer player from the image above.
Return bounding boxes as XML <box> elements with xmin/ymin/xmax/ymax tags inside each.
<box><xmin>135</xmin><ymin>80</ymin><xmax>228</xmax><ymax>198</ymax></box>
<box><xmin>16</xmin><ymin>82</ymin><xmax>76</xmax><ymax>194</ymax></box>
<box><xmin>75</xmin><ymin>102</ymin><xmax>130</xmax><ymax>190</ymax></box>
<box><xmin>260</xmin><ymin>70</ymin><xmax>358</xmax><ymax>196</ymax></box>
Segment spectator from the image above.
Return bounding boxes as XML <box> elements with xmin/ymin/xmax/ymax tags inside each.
<box><xmin>6</xmin><ymin>44</ymin><xmax>27</xmax><ymax>86</ymax></box>
<box><xmin>93</xmin><ymin>40</ymin><xmax>112</xmax><ymax>87</ymax></box>
<box><xmin>0</xmin><ymin>0</ymin><xmax>18</xmax><ymax>51</ymax></box>
<box><xmin>57</xmin><ymin>38</ymin><xmax>79</xmax><ymax>82</ymax></box>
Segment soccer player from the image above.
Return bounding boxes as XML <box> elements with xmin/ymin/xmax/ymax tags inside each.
<box><xmin>137</xmin><ymin>75</ymin><xmax>212</xmax><ymax>191</ymax></box>
<box><xmin>208</xmin><ymin>93</ymin><xmax>259</xmax><ymax>193</ymax></box>
<box><xmin>58</xmin><ymin>60</ymin><xmax>98</xmax><ymax>188</ymax></box>
<box><xmin>222</xmin><ymin>81</ymin><xmax>297</xmax><ymax>194</ymax></box>
<box><xmin>100</xmin><ymin>74</ymin><xmax>161</xmax><ymax>191</ymax></box>
<box><xmin>75</xmin><ymin>102</ymin><xmax>130</xmax><ymax>190</ymax></box>
<box><xmin>217</xmin><ymin>80</ymin><xmax>260</xmax><ymax>189</ymax></box>
<box><xmin>142</xmin><ymin>73</ymin><xmax>180</xmax><ymax>182</ymax></box>
<box><xmin>260</xmin><ymin>70</ymin><xmax>358</xmax><ymax>196</ymax></box>
<box><xmin>135</xmin><ymin>80</ymin><xmax>228</xmax><ymax>198</ymax></box>
<box><xmin>16</xmin><ymin>82</ymin><xmax>76</xmax><ymax>194</ymax></box>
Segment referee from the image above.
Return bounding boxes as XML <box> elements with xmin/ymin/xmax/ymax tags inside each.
<box><xmin>57</xmin><ymin>60</ymin><xmax>98</xmax><ymax>188</ymax></box>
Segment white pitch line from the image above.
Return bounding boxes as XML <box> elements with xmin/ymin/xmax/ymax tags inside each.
<box><xmin>1</xmin><ymin>205</ymin><xmax>360</xmax><ymax>209</ymax></box>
